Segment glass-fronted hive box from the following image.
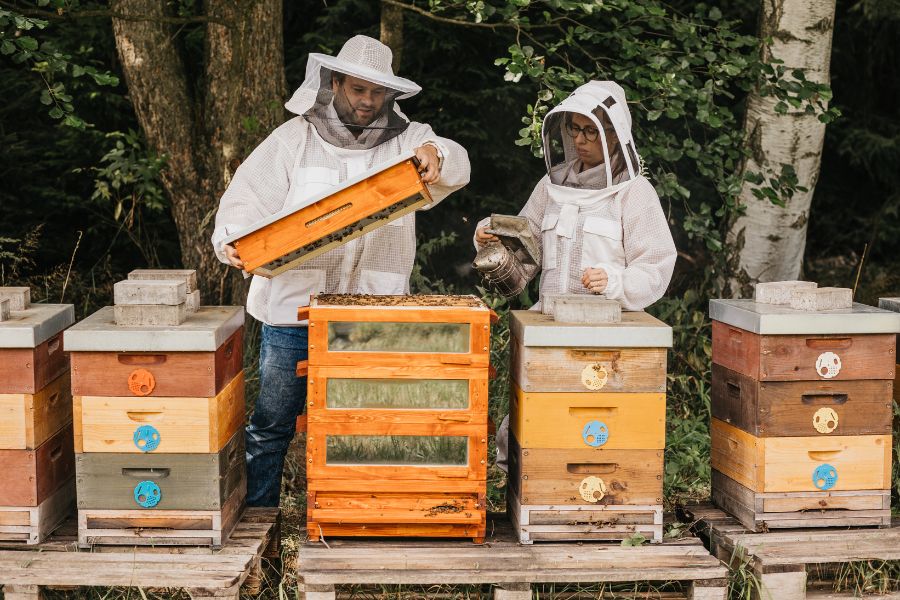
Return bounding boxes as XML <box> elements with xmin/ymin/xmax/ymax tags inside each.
<box><xmin>304</xmin><ymin>295</ymin><xmax>493</xmax><ymax>543</ymax></box>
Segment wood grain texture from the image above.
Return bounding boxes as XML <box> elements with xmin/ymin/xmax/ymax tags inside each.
<box><xmin>307</xmin><ymin>490</ymin><xmax>486</xmax><ymax>541</ymax></box>
<box><xmin>306</xmin><ymin>364</ymin><xmax>488</xmax><ymax>424</ymax></box>
<box><xmin>0</xmin><ymin>424</ymin><xmax>74</xmax><ymax>506</ymax></box>
<box><xmin>70</xmin><ymin>327</ymin><xmax>243</xmax><ymax>397</ymax></box>
<box><xmin>0</xmin><ymin>478</ymin><xmax>75</xmax><ymax>544</ymax></box>
<box><xmin>0</xmin><ymin>332</ymin><xmax>68</xmax><ymax>394</ymax></box>
<box><xmin>78</xmin><ymin>474</ymin><xmax>245</xmax><ymax>548</ymax></box>
<box><xmin>711</xmin><ymin>363</ymin><xmax>893</xmax><ymax>437</ymax></box>
<box><xmin>710</xmin><ymin>418</ymin><xmax>891</xmax><ymax>493</ymax></box>
<box><xmin>0</xmin><ymin>371</ymin><xmax>72</xmax><ymax>450</ymax></box>
<box><xmin>510</xmin><ymin>338</ymin><xmax>666</xmax><ymax>393</ymax></box>
<box><xmin>508</xmin><ymin>489</ymin><xmax>663</xmax><ymax>544</ymax></box>
<box><xmin>74</xmin><ymin>370</ymin><xmax>244</xmax><ymax>453</ymax></box>
<box><xmin>711</xmin><ymin>469</ymin><xmax>890</xmax><ymax>531</ymax></box>
<box><xmin>712</xmin><ymin>320</ymin><xmax>896</xmax><ymax>381</ymax></box>
<box><xmin>507</xmin><ymin>433</ymin><xmax>663</xmax><ymax>506</ymax></box>
<box><xmin>75</xmin><ymin>429</ymin><xmax>244</xmax><ymax>510</ymax></box>
<box><xmin>509</xmin><ymin>384</ymin><xmax>665</xmax><ymax>449</ymax></box>
<box><xmin>233</xmin><ymin>158</ymin><xmax>430</xmax><ymax>275</ymax></box>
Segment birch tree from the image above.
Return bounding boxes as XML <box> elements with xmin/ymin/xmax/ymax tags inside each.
<box><xmin>728</xmin><ymin>0</ymin><xmax>838</xmax><ymax>293</ymax></box>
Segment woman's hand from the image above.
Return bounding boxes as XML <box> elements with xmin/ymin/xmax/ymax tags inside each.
<box><xmin>582</xmin><ymin>267</ymin><xmax>608</xmax><ymax>294</ymax></box>
<box><xmin>475</xmin><ymin>226</ymin><xmax>499</xmax><ymax>247</ymax></box>
<box><xmin>224</xmin><ymin>244</ymin><xmax>245</xmax><ymax>270</ymax></box>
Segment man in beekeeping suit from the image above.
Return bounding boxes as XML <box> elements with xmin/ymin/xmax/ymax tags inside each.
<box><xmin>475</xmin><ymin>80</ymin><xmax>676</xmax><ymax>470</ymax></box>
<box><xmin>212</xmin><ymin>35</ymin><xmax>471</xmax><ymax>506</ymax></box>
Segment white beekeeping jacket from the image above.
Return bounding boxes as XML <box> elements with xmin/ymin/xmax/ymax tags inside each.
<box><xmin>476</xmin><ymin>81</ymin><xmax>675</xmax><ymax>311</ymax></box>
<box><xmin>212</xmin><ymin>37</ymin><xmax>471</xmax><ymax>326</ymax></box>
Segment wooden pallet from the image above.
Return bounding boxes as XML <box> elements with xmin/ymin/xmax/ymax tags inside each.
<box><xmin>296</xmin><ymin>515</ymin><xmax>728</xmax><ymax>600</ymax></box>
<box><xmin>683</xmin><ymin>503</ymin><xmax>900</xmax><ymax>600</ymax></box>
<box><xmin>0</xmin><ymin>507</ymin><xmax>278</xmax><ymax>600</ymax></box>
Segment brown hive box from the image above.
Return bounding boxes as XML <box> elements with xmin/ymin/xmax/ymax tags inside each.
<box><xmin>0</xmin><ymin>302</ymin><xmax>74</xmax><ymax>394</ymax></box>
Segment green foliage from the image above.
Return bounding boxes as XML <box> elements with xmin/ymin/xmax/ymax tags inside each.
<box><xmin>76</xmin><ymin>130</ymin><xmax>168</xmax><ymax>220</ymax></box>
<box><xmin>0</xmin><ymin>3</ymin><xmax>118</xmax><ymax>128</ymax></box>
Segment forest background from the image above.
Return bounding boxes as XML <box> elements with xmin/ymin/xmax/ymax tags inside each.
<box><xmin>1</xmin><ymin>0</ymin><xmax>899</xmax><ymax>594</ymax></box>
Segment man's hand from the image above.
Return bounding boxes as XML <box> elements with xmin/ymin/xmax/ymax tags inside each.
<box><xmin>475</xmin><ymin>225</ymin><xmax>499</xmax><ymax>247</ymax></box>
<box><xmin>582</xmin><ymin>267</ymin><xmax>608</xmax><ymax>294</ymax></box>
<box><xmin>414</xmin><ymin>144</ymin><xmax>441</xmax><ymax>184</ymax></box>
<box><xmin>224</xmin><ymin>244</ymin><xmax>245</xmax><ymax>270</ymax></box>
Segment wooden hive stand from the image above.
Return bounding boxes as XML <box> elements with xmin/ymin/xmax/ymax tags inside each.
<box><xmin>301</xmin><ymin>294</ymin><xmax>493</xmax><ymax>543</ymax></box>
<box><xmin>684</xmin><ymin>503</ymin><xmax>900</xmax><ymax>600</ymax></box>
<box><xmin>0</xmin><ymin>296</ymin><xmax>76</xmax><ymax>545</ymax></box>
<box><xmin>296</xmin><ymin>515</ymin><xmax>729</xmax><ymax>600</ymax></box>
<box><xmin>708</xmin><ymin>298</ymin><xmax>900</xmax><ymax>531</ymax></box>
<box><xmin>0</xmin><ymin>507</ymin><xmax>280</xmax><ymax>600</ymax></box>
<box><xmin>507</xmin><ymin>309</ymin><xmax>672</xmax><ymax>543</ymax></box>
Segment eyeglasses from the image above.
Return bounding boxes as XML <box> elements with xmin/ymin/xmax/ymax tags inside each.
<box><xmin>565</xmin><ymin>122</ymin><xmax>601</xmax><ymax>142</ymax></box>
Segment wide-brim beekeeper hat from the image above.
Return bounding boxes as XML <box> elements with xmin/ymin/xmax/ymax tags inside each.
<box><xmin>285</xmin><ymin>35</ymin><xmax>421</xmax><ymax>115</ymax></box>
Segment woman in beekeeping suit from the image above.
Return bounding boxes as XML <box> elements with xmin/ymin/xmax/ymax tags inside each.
<box><xmin>212</xmin><ymin>35</ymin><xmax>471</xmax><ymax>507</ymax></box>
<box><xmin>476</xmin><ymin>80</ymin><xmax>676</xmax><ymax>469</ymax></box>
<box><xmin>478</xmin><ymin>80</ymin><xmax>675</xmax><ymax>309</ymax></box>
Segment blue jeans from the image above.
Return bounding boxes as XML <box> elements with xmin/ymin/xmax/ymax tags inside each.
<box><xmin>245</xmin><ymin>324</ymin><xmax>308</xmax><ymax>507</ymax></box>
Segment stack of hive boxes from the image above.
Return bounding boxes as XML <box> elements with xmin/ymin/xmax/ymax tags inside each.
<box><xmin>64</xmin><ymin>270</ymin><xmax>247</xmax><ymax>547</ymax></box>
<box><xmin>710</xmin><ymin>282</ymin><xmax>900</xmax><ymax>531</ymax></box>
<box><xmin>507</xmin><ymin>304</ymin><xmax>673</xmax><ymax>544</ymax></box>
<box><xmin>303</xmin><ymin>295</ymin><xmax>491</xmax><ymax>543</ymax></box>
<box><xmin>0</xmin><ymin>287</ymin><xmax>75</xmax><ymax>544</ymax></box>
<box><xmin>880</xmin><ymin>297</ymin><xmax>900</xmax><ymax>406</ymax></box>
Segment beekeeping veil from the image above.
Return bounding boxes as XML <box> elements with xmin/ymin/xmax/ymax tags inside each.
<box><xmin>284</xmin><ymin>35</ymin><xmax>421</xmax><ymax>150</ymax></box>
<box><xmin>541</xmin><ymin>81</ymin><xmax>641</xmax><ymax>193</ymax></box>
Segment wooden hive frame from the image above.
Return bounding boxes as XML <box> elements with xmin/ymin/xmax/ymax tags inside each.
<box><xmin>223</xmin><ymin>153</ymin><xmax>432</xmax><ymax>277</ymax></box>
<box><xmin>303</xmin><ymin>295</ymin><xmax>491</xmax><ymax>543</ymax></box>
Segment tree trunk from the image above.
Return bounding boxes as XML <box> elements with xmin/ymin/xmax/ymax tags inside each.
<box><xmin>727</xmin><ymin>0</ymin><xmax>837</xmax><ymax>296</ymax></box>
<box><xmin>110</xmin><ymin>0</ymin><xmax>285</xmax><ymax>304</ymax></box>
<box><xmin>381</xmin><ymin>1</ymin><xmax>404</xmax><ymax>73</ymax></box>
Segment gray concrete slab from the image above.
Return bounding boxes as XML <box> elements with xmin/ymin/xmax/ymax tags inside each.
<box><xmin>789</xmin><ymin>287</ymin><xmax>853</xmax><ymax>311</ymax></box>
<box><xmin>879</xmin><ymin>298</ymin><xmax>900</xmax><ymax>313</ymax></box>
<box><xmin>551</xmin><ymin>296</ymin><xmax>621</xmax><ymax>324</ymax></box>
<box><xmin>186</xmin><ymin>289</ymin><xmax>201</xmax><ymax>313</ymax></box>
<box><xmin>754</xmin><ymin>280</ymin><xmax>817</xmax><ymax>305</ymax></box>
<box><xmin>709</xmin><ymin>299</ymin><xmax>900</xmax><ymax>334</ymax></box>
<box><xmin>64</xmin><ymin>305</ymin><xmax>244</xmax><ymax>351</ymax></box>
<box><xmin>511</xmin><ymin>309</ymin><xmax>672</xmax><ymax>348</ymax></box>
<box><xmin>0</xmin><ymin>299</ymin><xmax>9</xmax><ymax>322</ymax></box>
<box><xmin>128</xmin><ymin>269</ymin><xmax>198</xmax><ymax>293</ymax></box>
<box><xmin>114</xmin><ymin>302</ymin><xmax>188</xmax><ymax>326</ymax></box>
<box><xmin>0</xmin><ymin>287</ymin><xmax>30</xmax><ymax>311</ymax></box>
<box><xmin>114</xmin><ymin>280</ymin><xmax>186</xmax><ymax>306</ymax></box>
<box><xmin>0</xmin><ymin>304</ymin><xmax>75</xmax><ymax>348</ymax></box>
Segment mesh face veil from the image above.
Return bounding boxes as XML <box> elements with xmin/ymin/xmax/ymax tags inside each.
<box><xmin>541</xmin><ymin>81</ymin><xmax>641</xmax><ymax>191</ymax></box>
<box><xmin>284</xmin><ymin>35</ymin><xmax>422</xmax><ymax>150</ymax></box>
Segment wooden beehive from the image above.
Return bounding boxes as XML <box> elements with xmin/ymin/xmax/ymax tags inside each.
<box><xmin>879</xmin><ymin>298</ymin><xmax>900</xmax><ymax>403</ymax></box>
<box><xmin>303</xmin><ymin>295</ymin><xmax>492</xmax><ymax>543</ymax></box>
<box><xmin>507</xmin><ymin>310</ymin><xmax>672</xmax><ymax>544</ymax></box>
<box><xmin>64</xmin><ymin>304</ymin><xmax>247</xmax><ymax>548</ymax></box>
<box><xmin>222</xmin><ymin>152</ymin><xmax>432</xmax><ymax>277</ymax></box>
<box><xmin>0</xmin><ymin>298</ymin><xmax>75</xmax><ymax>544</ymax></box>
<box><xmin>709</xmin><ymin>298</ymin><xmax>900</xmax><ymax>531</ymax></box>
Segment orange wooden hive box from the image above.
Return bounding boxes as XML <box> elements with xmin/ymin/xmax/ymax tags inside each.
<box><xmin>299</xmin><ymin>294</ymin><xmax>494</xmax><ymax>543</ymax></box>
<box><xmin>222</xmin><ymin>152</ymin><xmax>432</xmax><ymax>278</ymax></box>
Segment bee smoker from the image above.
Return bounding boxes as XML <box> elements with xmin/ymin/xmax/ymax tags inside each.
<box><xmin>472</xmin><ymin>214</ymin><xmax>539</xmax><ymax>298</ymax></box>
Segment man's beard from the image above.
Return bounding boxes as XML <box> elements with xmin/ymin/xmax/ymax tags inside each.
<box><xmin>333</xmin><ymin>85</ymin><xmax>380</xmax><ymax>131</ymax></box>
